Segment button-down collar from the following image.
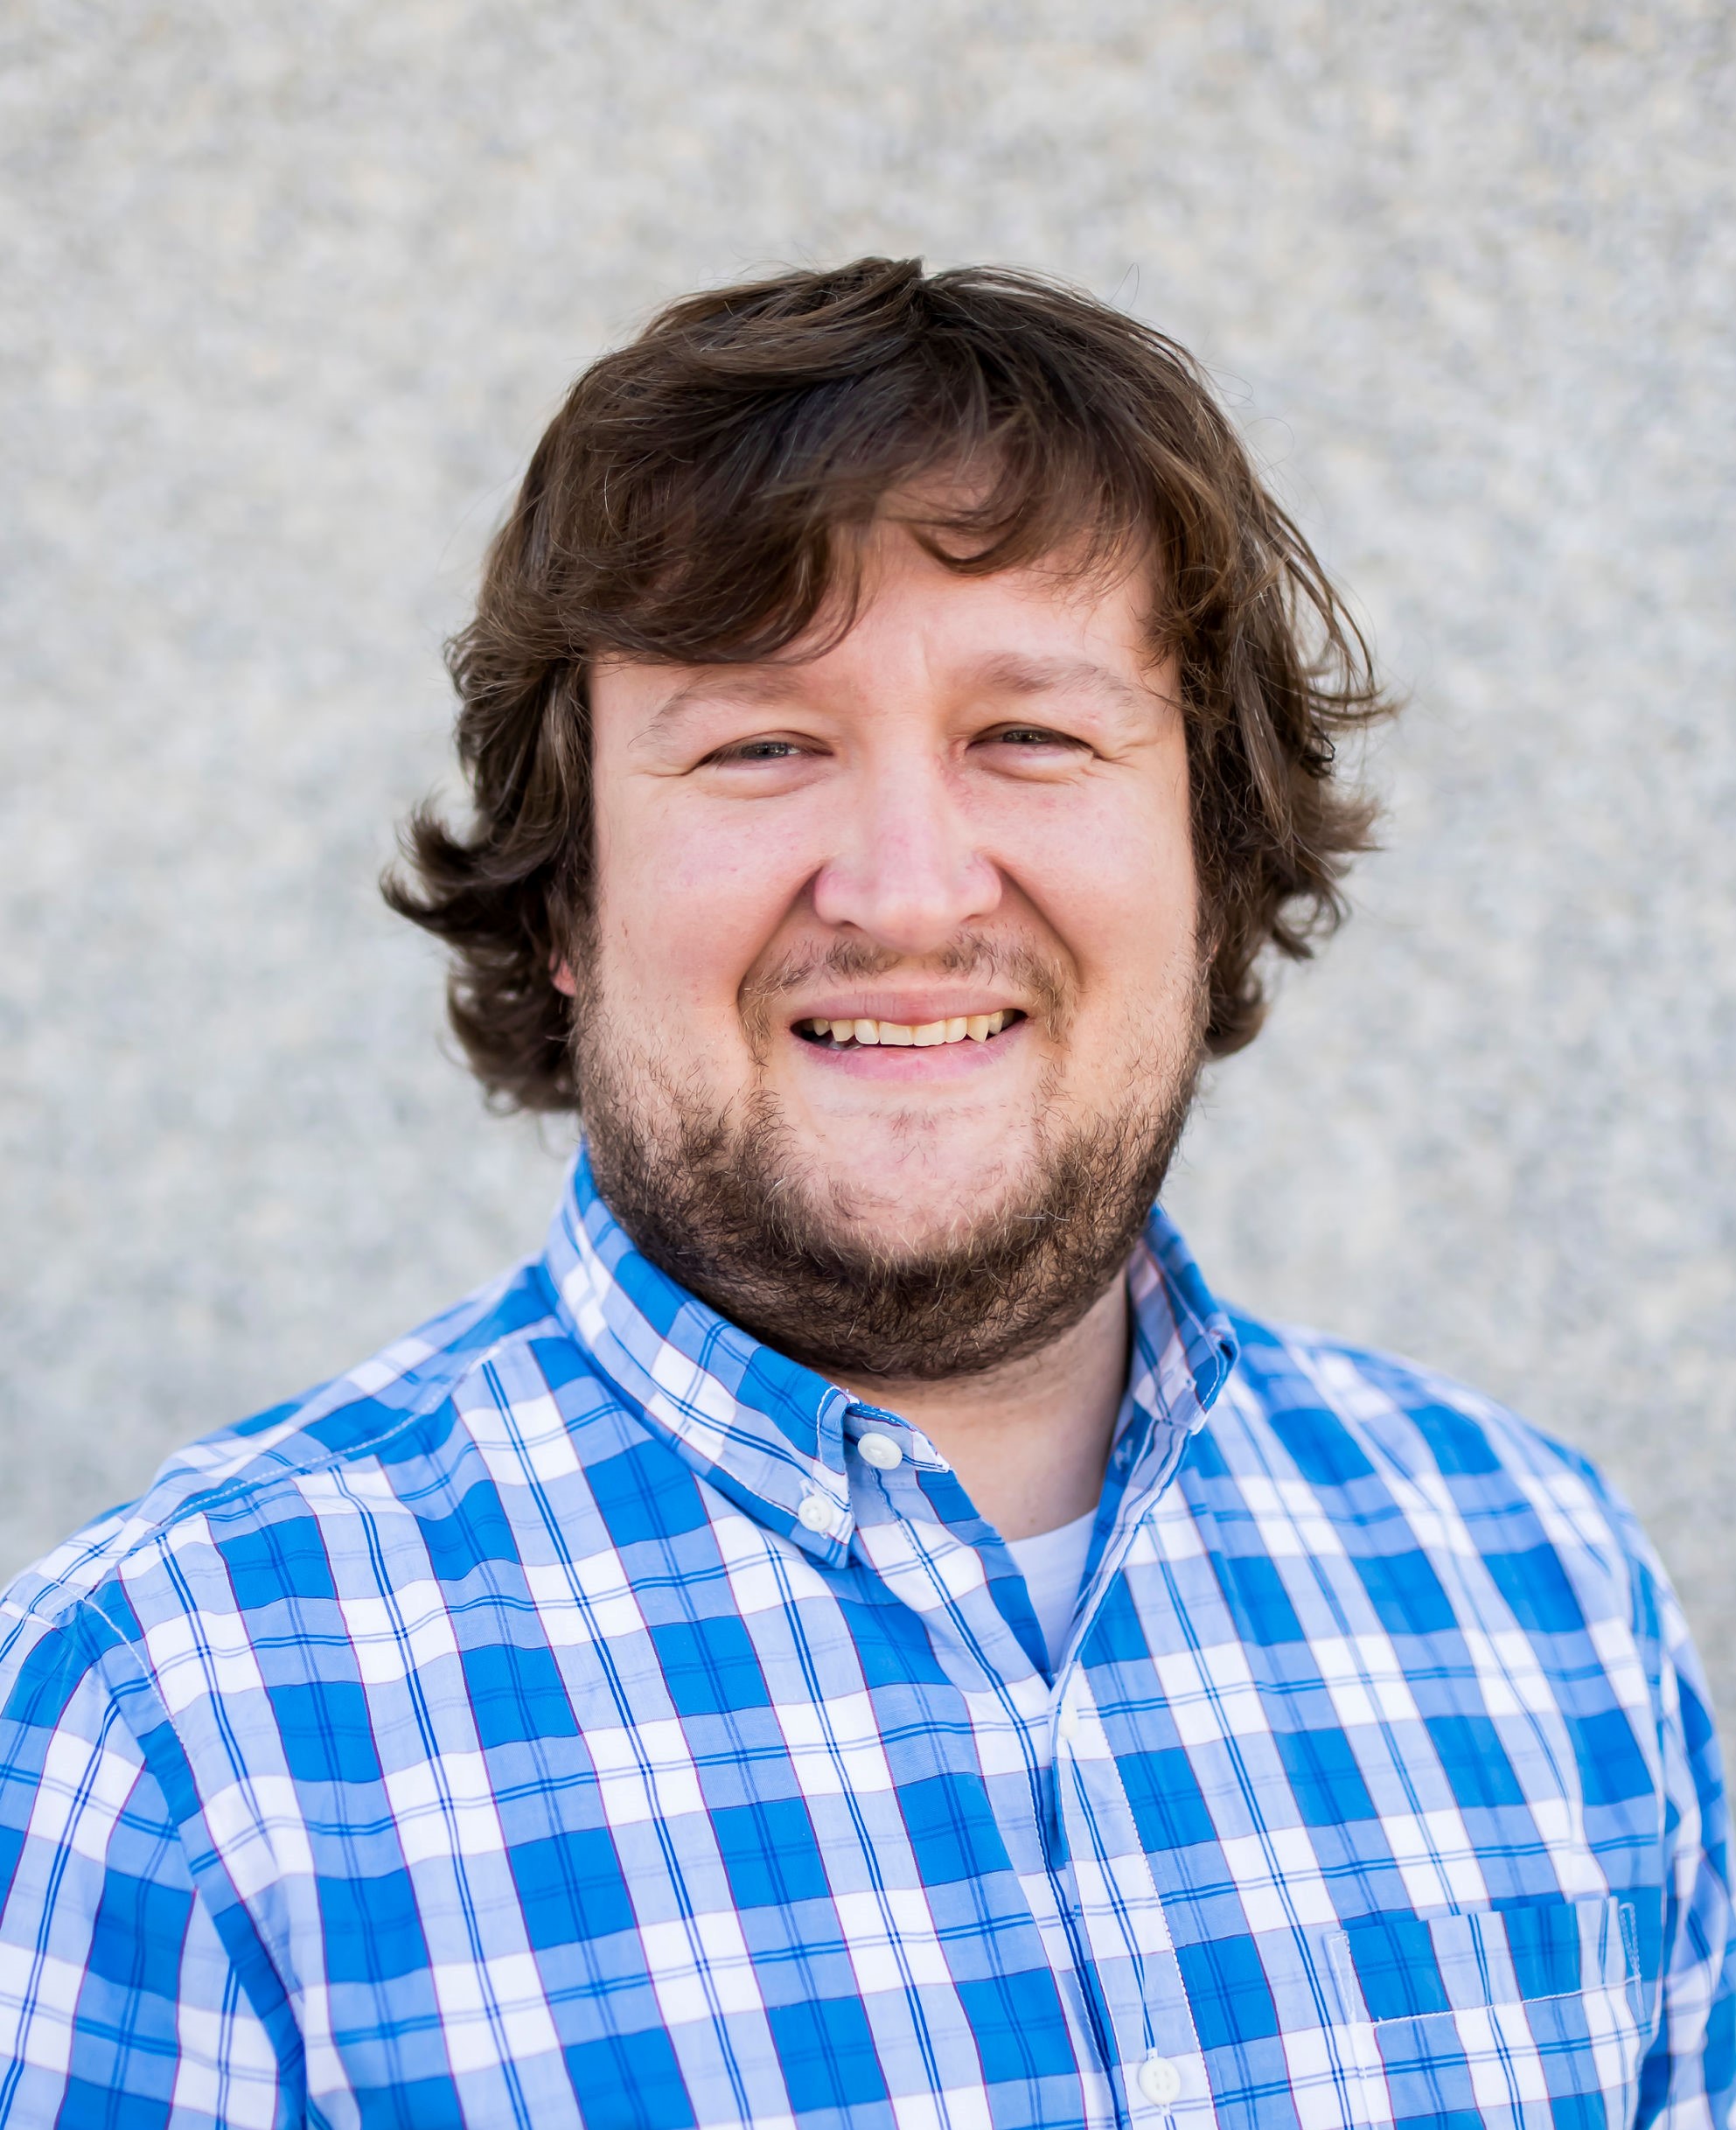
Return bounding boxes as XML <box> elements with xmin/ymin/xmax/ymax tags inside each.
<box><xmin>540</xmin><ymin>1145</ymin><xmax>1239</xmax><ymax>1570</ymax></box>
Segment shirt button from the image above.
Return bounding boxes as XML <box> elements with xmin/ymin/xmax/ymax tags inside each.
<box><xmin>1137</xmin><ymin>2053</ymin><xmax>1183</xmax><ymax>2106</ymax></box>
<box><xmin>1056</xmin><ymin>1704</ymin><xmax>1080</xmax><ymax>1743</ymax></box>
<box><xmin>797</xmin><ymin>1492</ymin><xmax>834</xmax><ymax>1533</ymax></box>
<box><xmin>856</xmin><ymin>1431</ymin><xmax>903</xmax><ymax>1470</ymax></box>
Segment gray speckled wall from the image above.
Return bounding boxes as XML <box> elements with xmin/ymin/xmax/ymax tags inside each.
<box><xmin>3</xmin><ymin>5</ymin><xmax>1733</xmax><ymax>1733</ymax></box>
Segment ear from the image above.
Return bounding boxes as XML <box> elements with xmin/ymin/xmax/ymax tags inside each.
<box><xmin>551</xmin><ymin>954</ymin><xmax>578</xmax><ymax>998</ymax></box>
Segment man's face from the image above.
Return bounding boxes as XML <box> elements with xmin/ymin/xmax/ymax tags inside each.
<box><xmin>573</xmin><ymin>519</ymin><xmax>1204</xmax><ymax>1376</ymax></box>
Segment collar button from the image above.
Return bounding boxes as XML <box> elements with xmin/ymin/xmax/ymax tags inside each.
<box><xmin>797</xmin><ymin>1491</ymin><xmax>834</xmax><ymax>1533</ymax></box>
<box><xmin>1137</xmin><ymin>2054</ymin><xmax>1183</xmax><ymax>2106</ymax></box>
<box><xmin>856</xmin><ymin>1430</ymin><xmax>903</xmax><ymax>1470</ymax></box>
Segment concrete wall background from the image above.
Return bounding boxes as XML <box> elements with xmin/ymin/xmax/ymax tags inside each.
<box><xmin>3</xmin><ymin>4</ymin><xmax>1733</xmax><ymax>1732</ymax></box>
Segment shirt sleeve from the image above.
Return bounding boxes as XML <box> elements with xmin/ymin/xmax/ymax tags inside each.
<box><xmin>0</xmin><ymin>1599</ymin><xmax>290</xmax><ymax>2130</ymax></box>
<box><xmin>1636</xmin><ymin>1556</ymin><xmax>1736</xmax><ymax>2130</ymax></box>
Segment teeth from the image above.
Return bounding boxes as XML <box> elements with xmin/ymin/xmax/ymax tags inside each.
<box><xmin>803</xmin><ymin>1012</ymin><xmax>1012</xmax><ymax>1048</ymax></box>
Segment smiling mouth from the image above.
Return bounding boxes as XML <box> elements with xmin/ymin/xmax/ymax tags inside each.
<box><xmin>796</xmin><ymin>1010</ymin><xmax>1023</xmax><ymax>1049</ymax></box>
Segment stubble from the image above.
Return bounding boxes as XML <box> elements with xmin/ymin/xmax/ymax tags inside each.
<box><xmin>577</xmin><ymin>936</ymin><xmax>1204</xmax><ymax>1383</ymax></box>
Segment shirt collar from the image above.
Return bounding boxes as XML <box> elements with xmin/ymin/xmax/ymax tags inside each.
<box><xmin>540</xmin><ymin>1144</ymin><xmax>1238</xmax><ymax>1567</ymax></box>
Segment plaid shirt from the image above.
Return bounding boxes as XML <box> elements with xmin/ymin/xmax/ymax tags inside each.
<box><xmin>0</xmin><ymin>1152</ymin><xmax>1729</xmax><ymax>2130</ymax></box>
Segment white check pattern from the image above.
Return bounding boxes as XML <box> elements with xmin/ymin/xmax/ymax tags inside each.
<box><xmin>0</xmin><ymin>1149</ymin><xmax>1727</xmax><ymax>2129</ymax></box>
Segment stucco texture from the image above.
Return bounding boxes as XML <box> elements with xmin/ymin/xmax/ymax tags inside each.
<box><xmin>3</xmin><ymin>5</ymin><xmax>1733</xmax><ymax>1732</ymax></box>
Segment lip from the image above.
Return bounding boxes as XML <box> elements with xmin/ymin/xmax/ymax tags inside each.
<box><xmin>784</xmin><ymin>992</ymin><xmax>1023</xmax><ymax>1028</ymax></box>
<box><xmin>787</xmin><ymin>1013</ymin><xmax>1029</xmax><ymax>1077</ymax></box>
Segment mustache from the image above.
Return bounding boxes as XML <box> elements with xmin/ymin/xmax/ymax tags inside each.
<box><xmin>738</xmin><ymin>933</ymin><xmax>1074</xmax><ymax>1046</ymax></box>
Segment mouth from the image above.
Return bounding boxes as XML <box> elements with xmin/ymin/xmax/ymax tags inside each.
<box><xmin>795</xmin><ymin>1009</ymin><xmax>1024</xmax><ymax>1050</ymax></box>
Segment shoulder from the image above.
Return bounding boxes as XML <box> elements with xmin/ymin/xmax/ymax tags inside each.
<box><xmin>1210</xmin><ymin>1310</ymin><xmax>1728</xmax><ymax>1863</ymax></box>
<box><xmin>1211</xmin><ymin>1307</ymin><xmax>1669</xmax><ymax>1642</ymax></box>
<box><xmin>0</xmin><ymin>1256</ymin><xmax>592</xmax><ymax>1659</ymax></box>
<box><xmin>1222</xmin><ymin>1306</ymin><xmax>1614</xmax><ymax>1491</ymax></box>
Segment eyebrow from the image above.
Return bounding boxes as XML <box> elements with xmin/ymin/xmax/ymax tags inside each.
<box><xmin>638</xmin><ymin>667</ymin><xmax>811</xmax><ymax>741</ymax></box>
<box><xmin>637</xmin><ymin>647</ymin><xmax>1158</xmax><ymax>742</ymax></box>
<box><xmin>960</xmin><ymin>652</ymin><xmax>1154</xmax><ymax>713</ymax></box>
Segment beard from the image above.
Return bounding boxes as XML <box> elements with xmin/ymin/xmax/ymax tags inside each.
<box><xmin>575</xmin><ymin>939</ymin><xmax>1204</xmax><ymax>1384</ymax></box>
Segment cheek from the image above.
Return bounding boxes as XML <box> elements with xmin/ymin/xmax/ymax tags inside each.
<box><xmin>993</xmin><ymin>777</ymin><xmax>1197</xmax><ymax>988</ymax></box>
<box><xmin>594</xmin><ymin>794</ymin><xmax>819</xmax><ymax>1018</ymax></box>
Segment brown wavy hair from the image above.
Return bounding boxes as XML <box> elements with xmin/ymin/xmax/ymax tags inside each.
<box><xmin>387</xmin><ymin>258</ymin><xmax>1391</xmax><ymax>1111</ymax></box>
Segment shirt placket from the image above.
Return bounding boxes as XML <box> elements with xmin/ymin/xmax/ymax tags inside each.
<box><xmin>1049</xmin><ymin>1662</ymin><xmax>1213</xmax><ymax>2128</ymax></box>
<box><xmin>1048</xmin><ymin>1414</ymin><xmax>1217</xmax><ymax>2130</ymax></box>
<box><xmin>840</xmin><ymin>1417</ymin><xmax>1113</xmax><ymax>2120</ymax></box>
<box><xmin>847</xmin><ymin>1405</ymin><xmax>1217</xmax><ymax>2130</ymax></box>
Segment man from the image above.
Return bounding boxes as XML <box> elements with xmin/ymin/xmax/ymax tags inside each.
<box><xmin>0</xmin><ymin>260</ymin><xmax>1728</xmax><ymax>2130</ymax></box>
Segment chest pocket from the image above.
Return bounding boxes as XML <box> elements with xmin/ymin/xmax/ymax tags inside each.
<box><xmin>1326</xmin><ymin>1895</ymin><xmax>1652</xmax><ymax>2130</ymax></box>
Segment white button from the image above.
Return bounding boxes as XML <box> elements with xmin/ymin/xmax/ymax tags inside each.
<box><xmin>1056</xmin><ymin>1704</ymin><xmax>1080</xmax><ymax>1743</ymax></box>
<box><xmin>857</xmin><ymin>1431</ymin><xmax>903</xmax><ymax>1470</ymax></box>
<box><xmin>797</xmin><ymin>1492</ymin><xmax>834</xmax><ymax>1533</ymax></box>
<box><xmin>1137</xmin><ymin>2053</ymin><xmax>1183</xmax><ymax>2106</ymax></box>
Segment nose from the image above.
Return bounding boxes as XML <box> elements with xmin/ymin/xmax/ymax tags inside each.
<box><xmin>810</xmin><ymin>753</ymin><xmax>1001</xmax><ymax>953</ymax></box>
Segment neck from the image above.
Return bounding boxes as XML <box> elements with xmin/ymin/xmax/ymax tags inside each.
<box><xmin>842</xmin><ymin>1279</ymin><xmax>1131</xmax><ymax>1541</ymax></box>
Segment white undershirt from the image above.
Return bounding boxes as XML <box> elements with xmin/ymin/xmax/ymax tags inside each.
<box><xmin>1006</xmin><ymin>1506</ymin><xmax>1098</xmax><ymax>1670</ymax></box>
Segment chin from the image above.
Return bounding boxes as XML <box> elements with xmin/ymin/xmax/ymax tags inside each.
<box><xmin>812</xmin><ymin>1156</ymin><xmax>1031</xmax><ymax>1257</ymax></box>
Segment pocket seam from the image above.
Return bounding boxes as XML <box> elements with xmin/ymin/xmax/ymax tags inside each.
<box><xmin>1336</xmin><ymin>1892</ymin><xmax>1634</xmax><ymax>2025</ymax></box>
<box><xmin>1361</xmin><ymin>1980</ymin><xmax>1619</xmax><ymax>2028</ymax></box>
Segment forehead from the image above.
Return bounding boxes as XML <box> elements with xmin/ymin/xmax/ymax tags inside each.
<box><xmin>595</xmin><ymin>525</ymin><xmax>1167</xmax><ymax>724</ymax></box>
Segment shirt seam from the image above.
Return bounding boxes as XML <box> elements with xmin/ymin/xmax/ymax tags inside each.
<box><xmin>21</xmin><ymin>1319</ymin><xmax>573</xmax><ymax>1627</ymax></box>
<box><xmin>63</xmin><ymin>1594</ymin><xmax>304</xmax><ymax>2083</ymax></box>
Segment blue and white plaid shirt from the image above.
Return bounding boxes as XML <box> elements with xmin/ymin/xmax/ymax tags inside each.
<box><xmin>0</xmin><ymin>1151</ymin><xmax>1730</xmax><ymax>2129</ymax></box>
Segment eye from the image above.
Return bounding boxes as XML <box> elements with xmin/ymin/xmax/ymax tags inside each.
<box><xmin>708</xmin><ymin>737</ymin><xmax>811</xmax><ymax>764</ymax></box>
<box><xmin>980</xmin><ymin>723</ymin><xmax>1088</xmax><ymax>752</ymax></box>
